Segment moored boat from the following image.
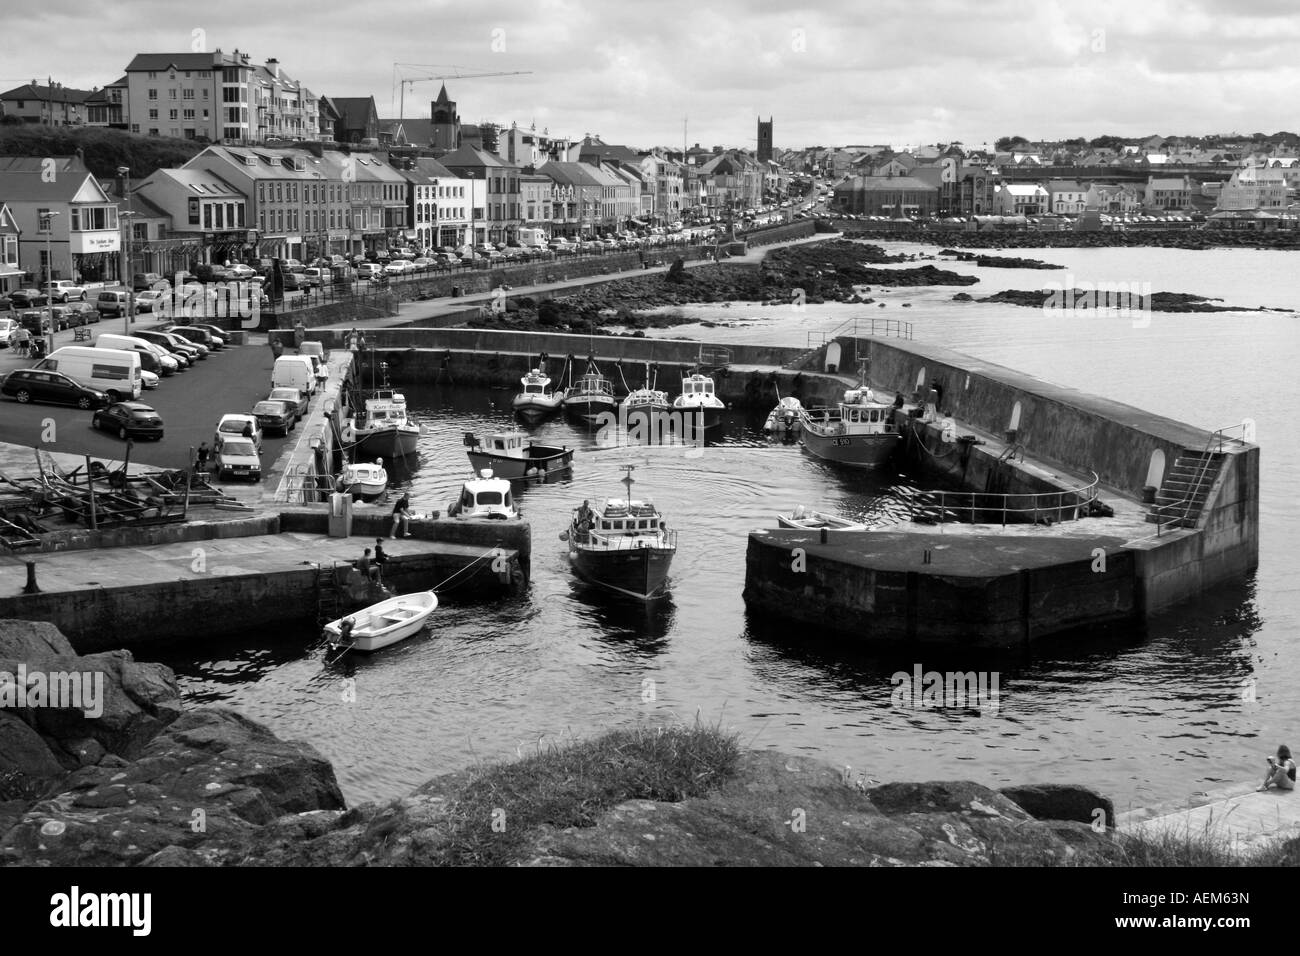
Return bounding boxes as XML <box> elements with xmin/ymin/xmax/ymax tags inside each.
<box><xmin>776</xmin><ymin>505</ymin><xmax>869</xmax><ymax>531</ymax></box>
<box><xmin>344</xmin><ymin>393</ymin><xmax>420</xmax><ymax>461</ymax></box>
<box><xmin>446</xmin><ymin>468</ymin><xmax>520</xmax><ymax>520</ymax></box>
<box><xmin>671</xmin><ymin>372</ymin><xmax>726</xmax><ymax>431</ymax></box>
<box><xmin>512</xmin><ymin>368</ymin><xmax>562</xmax><ymax>421</ymax></box>
<box><xmin>562</xmin><ymin>360</ymin><xmax>618</xmax><ymax>426</ymax></box>
<box><xmin>464</xmin><ymin>430</ymin><xmax>573</xmax><ymax>480</ymax></box>
<box><xmin>764</xmin><ymin>396</ymin><xmax>805</xmax><ymax>435</ymax></box>
<box><xmin>323</xmin><ymin>590</ymin><xmax>438</xmax><ymax>653</ymax></box>
<box><xmin>564</xmin><ymin>465</ymin><xmax>675</xmax><ymax>600</ymax></box>
<box><xmin>799</xmin><ymin>385</ymin><xmax>901</xmax><ymax>469</ymax></box>
<box><xmin>337</xmin><ymin>459</ymin><xmax>388</xmax><ymax>500</ymax></box>
<box><xmin>621</xmin><ymin>386</ymin><xmax>672</xmax><ymax>432</ymax></box>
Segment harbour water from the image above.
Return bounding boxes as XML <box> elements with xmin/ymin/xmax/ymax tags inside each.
<box><xmin>154</xmin><ymin>242</ymin><xmax>1300</xmax><ymax>813</ymax></box>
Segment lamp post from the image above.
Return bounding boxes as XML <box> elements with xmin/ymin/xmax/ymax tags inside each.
<box><xmin>43</xmin><ymin>210</ymin><xmax>60</xmax><ymax>351</ymax></box>
<box><xmin>117</xmin><ymin>167</ymin><xmax>135</xmax><ymax>333</ymax></box>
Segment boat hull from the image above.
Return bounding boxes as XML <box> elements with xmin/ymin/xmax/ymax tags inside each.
<box><xmin>355</xmin><ymin>426</ymin><xmax>420</xmax><ymax>461</ymax></box>
<box><xmin>467</xmin><ymin>445</ymin><xmax>573</xmax><ymax>480</ymax></box>
<box><xmin>671</xmin><ymin>402</ymin><xmax>724</xmax><ymax>431</ymax></box>
<box><xmin>569</xmin><ymin>544</ymin><xmax>674</xmax><ymax>600</ymax></box>
<box><xmin>343</xmin><ymin>481</ymin><xmax>388</xmax><ymax>500</ymax></box>
<box><xmin>512</xmin><ymin>395</ymin><xmax>562</xmax><ymax>421</ymax></box>
<box><xmin>563</xmin><ymin>396</ymin><xmax>618</xmax><ymax>426</ymax></box>
<box><xmin>800</xmin><ymin>430</ymin><xmax>900</xmax><ymax>469</ymax></box>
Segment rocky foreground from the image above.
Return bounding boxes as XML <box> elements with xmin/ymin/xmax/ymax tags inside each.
<box><xmin>0</xmin><ymin>619</ymin><xmax>1250</xmax><ymax>867</ymax></box>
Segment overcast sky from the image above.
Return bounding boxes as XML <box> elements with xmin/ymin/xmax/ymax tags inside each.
<box><xmin>3</xmin><ymin>0</ymin><xmax>1297</xmax><ymax>150</ymax></box>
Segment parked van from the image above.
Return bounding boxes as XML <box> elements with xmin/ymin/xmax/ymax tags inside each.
<box><xmin>298</xmin><ymin>340</ymin><xmax>325</xmax><ymax>362</ymax></box>
<box><xmin>271</xmin><ymin>355</ymin><xmax>317</xmax><ymax>397</ymax></box>
<box><xmin>35</xmin><ymin>346</ymin><xmax>142</xmax><ymax>401</ymax></box>
<box><xmin>95</xmin><ymin>333</ymin><xmax>178</xmax><ymax>376</ymax></box>
<box><xmin>96</xmin><ymin>290</ymin><xmax>131</xmax><ymax>317</ymax></box>
<box><xmin>518</xmin><ymin>228</ymin><xmax>549</xmax><ymax>249</ymax></box>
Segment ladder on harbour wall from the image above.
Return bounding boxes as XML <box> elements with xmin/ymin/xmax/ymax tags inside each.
<box><xmin>315</xmin><ymin>562</ymin><xmax>342</xmax><ymax>626</ymax></box>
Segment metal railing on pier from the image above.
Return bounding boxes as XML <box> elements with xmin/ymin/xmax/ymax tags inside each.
<box><xmin>805</xmin><ymin>317</ymin><xmax>913</xmax><ymax>351</ymax></box>
<box><xmin>898</xmin><ymin>471</ymin><xmax>1102</xmax><ymax>527</ymax></box>
<box><xmin>1151</xmin><ymin>422</ymin><xmax>1252</xmax><ymax>536</ymax></box>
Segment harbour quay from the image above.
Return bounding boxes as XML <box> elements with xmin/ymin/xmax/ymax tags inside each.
<box><xmin>745</xmin><ymin>334</ymin><xmax>1259</xmax><ymax>648</ymax></box>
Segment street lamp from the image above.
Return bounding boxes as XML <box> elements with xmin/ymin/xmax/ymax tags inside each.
<box><xmin>43</xmin><ymin>210</ymin><xmax>60</xmax><ymax>351</ymax></box>
<box><xmin>117</xmin><ymin>167</ymin><xmax>135</xmax><ymax>333</ymax></box>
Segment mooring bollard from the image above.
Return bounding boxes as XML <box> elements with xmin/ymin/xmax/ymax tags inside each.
<box><xmin>22</xmin><ymin>561</ymin><xmax>40</xmax><ymax>594</ymax></box>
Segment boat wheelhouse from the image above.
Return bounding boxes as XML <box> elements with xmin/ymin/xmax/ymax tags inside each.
<box><xmin>446</xmin><ymin>468</ymin><xmax>519</xmax><ymax>520</ymax></box>
<box><xmin>562</xmin><ymin>362</ymin><xmax>618</xmax><ymax>426</ymax></box>
<box><xmin>671</xmin><ymin>372</ymin><xmax>726</xmax><ymax>430</ymax></box>
<box><xmin>345</xmin><ymin>393</ymin><xmax>420</xmax><ymax>460</ymax></box>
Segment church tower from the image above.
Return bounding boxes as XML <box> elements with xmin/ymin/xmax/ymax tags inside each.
<box><xmin>431</xmin><ymin>84</ymin><xmax>461</xmax><ymax>150</ymax></box>
<box><xmin>757</xmin><ymin>117</ymin><xmax>773</xmax><ymax>162</ymax></box>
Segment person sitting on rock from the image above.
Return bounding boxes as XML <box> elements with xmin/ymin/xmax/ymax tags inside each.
<box><xmin>1259</xmin><ymin>744</ymin><xmax>1296</xmax><ymax>792</ymax></box>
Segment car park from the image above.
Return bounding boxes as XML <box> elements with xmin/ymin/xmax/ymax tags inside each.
<box><xmin>251</xmin><ymin>399</ymin><xmax>296</xmax><ymax>436</ymax></box>
<box><xmin>215</xmin><ymin>413</ymin><xmax>262</xmax><ymax>451</ymax></box>
<box><xmin>1</xmin><ymin>368</ymin><xmax>107</xmax><ymax>409</ymax></box>
<box><xmin>92</xmin><ymin>401</ymin><xmax>164</xmax><ymax>440</ymax></box>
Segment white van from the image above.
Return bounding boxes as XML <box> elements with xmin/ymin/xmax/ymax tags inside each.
<box><xmin>36</xmin><ymin>346</ymin><xmax>142</xmax><ymax>401</ymax></box>
<box><xmin>272</xmin><ymin>355</ymin><xmax>316</xmax><ymax>397</ymax></box>
<box><xmin>95</xmin><ymin>333</ymin><xmax>179</xmax><ymax>375</ymax></box>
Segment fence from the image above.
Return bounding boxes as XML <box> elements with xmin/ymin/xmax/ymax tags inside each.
<box><xmin>899</xmin><ymin>471</ymin><xmax>1101</xmax><ymax>526</ymax></box>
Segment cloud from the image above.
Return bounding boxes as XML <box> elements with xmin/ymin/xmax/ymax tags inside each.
<box><xmin>3</xmin><ymin>0</ymin><xmax>1297</xmax><ymax>149</ymax></box>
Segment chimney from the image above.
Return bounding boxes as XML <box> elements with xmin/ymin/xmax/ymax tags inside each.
<box><xmin>267</xmin><ymin>58</ymin><xmax>279</xmax><ymax>78</ymax></box>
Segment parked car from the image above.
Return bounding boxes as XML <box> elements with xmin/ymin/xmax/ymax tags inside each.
<box><xmin>214</xmin><ymin>413</ymin><xmax>262</xmax><ymax>451</ymax></box>
<box><xmin>96</xmin><ymin>291</ymin><xmax>131</xmax><ymax>317</ymax></box>
<box><xmin>224</xmin><ymin>263</ymin><xmax>256</xmax><ymax>279</ymax></box>
<box><xmin>411</xmin><ymin>257</ymin><xmax>434</xmax><ymax>272</ymax></box>
<box><xmin>92</xmin><ymin>401</ymin><xmax>164</xmax><ymax>440</ymax></box>
<box><xmin>161</xmin><ymin>324</ymin><xmax>223</xmax><ymax>350</ymax></box>
<box><xmin>44</xmin><ymin>280</ymin><xmax>88</xmax><ymax>303</ymax></box>
<box><xmin>251</xmin><ymin>399</ymin><xmax>296</xmax><ymax>436</ymax></box>
<box><xmin>268</xmin><ymin>386</ymin><xmax>308</xmax><ymax>420</ymax></box>
<box><xmin>214</xmin><ymin>437</ymin><xmax>261</xmax><ymax>482</ymax></box>
<box><xmin>132</xmin><ymin>273</ymin><xmax>164</xmax><ymax>292</ymax></box>
<box><xmin>187</xmin><ymin>324</ymin><xmax>228</xmax><ymax>346</ymax></box>
<box><xmin>0</xmin><ymin>317</ymin><xmax>16</xmax><ymax>347</ymax></box>
<box><xmin>383</xmin><ymin>261</ymin><xmax>408</xmax><ymax>276</ymax></box>
<box><xmin>63</xmin><ymin>301</ymin><xmax>99</xmax><ymax>325</ymax></box>
<box><xmin>300</xmin><ymin>267</ymin><xmax>326</xmax><ymax>287</ymax></box>
<box><xmin>1</xmin><ymin>368</ymin><xmax>107</xmax><ymax>409</ymax></box>
<box><xmin>9</xmin><ymin>288</ymin><xmax>49</xmax><ymax>308</ymax></box>
<box><xmin>134</xmin><ymin>289</ymin><xmax>168</xmax><ymax>314</ymax></box>
<box><xmin>134</xmin><ymin>329</ymin><xmax>197</xmax><ymax>365</ymax></box>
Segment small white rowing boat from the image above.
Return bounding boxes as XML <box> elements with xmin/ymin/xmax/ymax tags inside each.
<box><xmin>323</xmin><ymin>590</ymin><xmax>438</xmax><ymax>653</ymax></box>
<box><xmin>776</xmin><ymin>506</ymin><xmax>869</xmax><ymax>531</ymax></box>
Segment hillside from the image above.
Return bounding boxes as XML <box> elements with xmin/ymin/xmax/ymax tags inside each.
<box><xmin>0</xmin><ymin>124</ymin><xmax>203</xmax><ymax>179</ymax></box>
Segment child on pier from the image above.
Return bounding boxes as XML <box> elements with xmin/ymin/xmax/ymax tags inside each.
<box><xmin>1259</xmin><ymin>745</ymin><xmax>1296</xmax><ymax>792</ymax></box>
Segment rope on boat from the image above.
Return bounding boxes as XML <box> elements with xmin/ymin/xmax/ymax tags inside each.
<box><xmin>430</xmin><ymin>545</ymin><xmax>514</xmax><ymax>593</ymax></box>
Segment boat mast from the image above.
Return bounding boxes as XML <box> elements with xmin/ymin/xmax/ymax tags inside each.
<box><xmin>620</xmin><ymin>463</ymin><xmax>635</xmax><ymax>498</ymax></box>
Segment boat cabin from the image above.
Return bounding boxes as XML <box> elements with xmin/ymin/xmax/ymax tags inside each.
<box><xmin>680</xmin><ymin>375</ymin><xmax>716</xmax><ymax>399</ymax></box>
<box><xmin>451</xmin><ymin>469</ymin><xmax>517</xmax><ymax>518</ymax></box>
<box><xmin>471</xmin><ymin>431</ymin><xmax>529</xmax><ymax>458</ymax></box>
<box><xmin>580</xmin><ymin>498</ymin><xmax>666</xmax><ymax>536</ymax></box>
<box><xmin>362</xmin><ymin>397</ymin><xmax>408</xmax><ymax>426</ymax></box>
<box><xmin>570</xmin><ymin>372</ymin><xmax>613</xmax><ymax>396</ymax></box>
<box><xmin>521</xmin><ymin>370</ymin><xmax>550</xmax><ymax>394</ymax></box>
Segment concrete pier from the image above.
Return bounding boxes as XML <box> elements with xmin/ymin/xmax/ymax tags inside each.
<box><xmin>1118</xmin><ymin>786</ymin><xmax>1300</xmax><ymax>856</ymax></box>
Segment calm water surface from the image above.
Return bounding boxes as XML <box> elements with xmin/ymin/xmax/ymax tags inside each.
<box><xmin>155</xmin><ymin>242</ymin><xmax>1300</xmax><ymax>812</ymax></box>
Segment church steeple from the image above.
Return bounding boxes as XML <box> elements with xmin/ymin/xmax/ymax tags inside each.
<box><xmin>431</xmin><ymin>84</ymin><xmax>460</xmax><ymax>150</ymax></box>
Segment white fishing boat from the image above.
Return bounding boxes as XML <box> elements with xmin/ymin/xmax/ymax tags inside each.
<box><xmin>344</xmin><ymin>393</ymin><xmax>420</xmax><ymax>460</ymax></box>
<box><xmin>446</xmin><ymin>468</ymin><xmax>520</xmax><ymax>520</ymax></box>
<box><xmin>799</xmin><ymin>385</ymin><xmax>901</xmax><ymax>469</ymax></box>
<box><xmin>323</xmin><ymin>590</ymin><xmax>438</xmax><ymax>653</ymax></box>
<box><xmin>464</xmin><ymin>431</ymin><xmax>573</xmax><ymax>480</ymax></box>
<box><xmin>337</xmin><ymin>459</ymin><xmax>388</xmax><ymax>500</ymax></box>
<box><xmin>776</xmin><ymin>505</ymin><xmax>869</xmax><ymax>531</ymax></box>
<box><xmin>512</xmin><ymin>368</ymin><xmax>562</xmax><ymax>421</ymax></box>
<box><xmin>671</xmin><ymin>372</ymin><xmax>726</xmax><ymax>430</ymax></box>
<box><xmin>562</xmin><ymin>361</ymin><xmax>618</xmax><ymax>426</ymax></box>
<box><xmin>764</xmin><ymin>396</ymin><xmax>805</xmax><ymax>435</ymax></box>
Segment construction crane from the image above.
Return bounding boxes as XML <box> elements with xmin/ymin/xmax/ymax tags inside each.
<box><xmin>391</xmin><ymin>63</ymin><xmax>534</xmax><ymax>125</ymax></box>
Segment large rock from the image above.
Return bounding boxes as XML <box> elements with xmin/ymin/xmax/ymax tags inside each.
<box><xmin>0</xmin><ymin>620</ymin><xmax>76</xmax><ymax>659</ymax></box>
<box><xmin>999</xmin><ymin>783</ymin><xmax>1116</xmax><ymax>829</ymax></box>
<box><xmin>1</xmin><ymin>708</ymin><xmax>345</xmax><ymax>866</ymax></box>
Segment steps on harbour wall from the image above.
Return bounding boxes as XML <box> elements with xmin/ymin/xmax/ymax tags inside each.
<box><xmin>1144</xmin><ymin>450</ymin><xmax>1223</xmax><ymax>530</ymax></box>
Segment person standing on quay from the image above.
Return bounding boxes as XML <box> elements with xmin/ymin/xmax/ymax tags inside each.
<box><xmin>293</xmin><ymin>318</ymin><xmax>307</xmax><ymax>349</ymax></box>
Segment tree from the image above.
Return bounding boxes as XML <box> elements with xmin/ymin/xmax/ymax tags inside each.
<box><xmin>995</xmin><ymin>136</ymin><xmax>1030</xmax><ymax>152</ymax></box>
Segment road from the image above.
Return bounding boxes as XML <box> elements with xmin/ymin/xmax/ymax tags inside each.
<box><xmin>0</xmin><ymin>333</ymin><xmax>294</xmax><ymax>475</ymax></box>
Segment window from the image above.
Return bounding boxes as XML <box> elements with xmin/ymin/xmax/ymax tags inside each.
<box><xmin>148</xmin><ymin>89</ymin><xmax>158</xmax><ymax>100</ymax></box>
<box><xmin>169</xmin><ymin>89</ymin><xmax>177</xmax><ymax>100</ymax></box>
<box><xmin>169</xmin><ymin>109</ymin><xmax>178</xmax><ymax>120</ymax></box>
<box><xmin>148</xmin><ymin>108</ymin><xmax>158</xmax><ymax>119</ymax></box>
<box><xmin>131</xmin><ymin>123</ymin><xmax>140</xmax><ymax>133</ymax></box>
<box><xmin>258</xmin><ymin>183</ymin><xmax>265</xmax><ymax>202</ymax></box>
<box><xmin>183</xmin><ymin>109</ymin><xmax>194</xmax><ymax>120</ymax></box>
<box><xmin>183</xmin><ymin>88</ymin><xmax>194</xmax><ymax>100</ymax></box>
